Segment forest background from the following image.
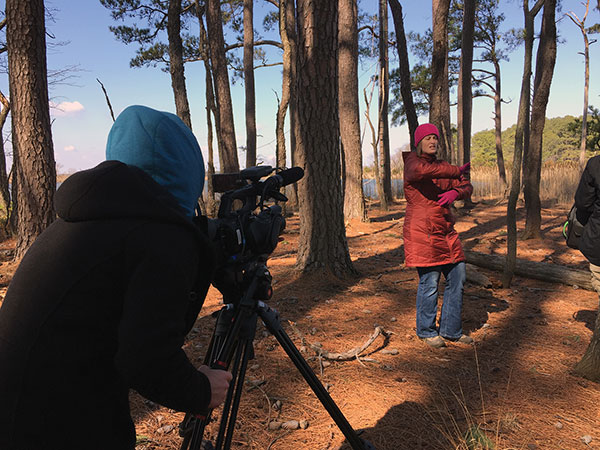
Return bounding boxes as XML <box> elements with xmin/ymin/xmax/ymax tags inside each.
<box><xmin>4</xmin><ymin>1</ymin><xmax>600</xmax><ymax>448</ymax></box>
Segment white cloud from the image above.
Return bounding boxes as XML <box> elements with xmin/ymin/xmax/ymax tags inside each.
<box><xmin>50</xmin><ymin>101</ymin><xmax>84</xmax><ymax>117</ymax></box>
<box><xmin>64</xmin><ymin>145</ymin><xmax>76</xmax><ymax>152</ymax></box>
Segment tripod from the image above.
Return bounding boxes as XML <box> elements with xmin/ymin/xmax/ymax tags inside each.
<box><xmin>178</xmin><ymin>260</ymin><xmax>375</xmax><ymax>450</ymax></box>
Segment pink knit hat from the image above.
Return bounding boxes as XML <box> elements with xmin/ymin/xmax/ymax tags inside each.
<box><xmin>414</xmin><ymin>123</ymin><xmax>439</xmax><ymax>147</ymax></box>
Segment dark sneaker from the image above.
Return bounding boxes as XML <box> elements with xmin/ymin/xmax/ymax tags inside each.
<box><xmin>421</xmin><ymin>336</ymin><xmax>446</xmax><ymax>348</ymax></box>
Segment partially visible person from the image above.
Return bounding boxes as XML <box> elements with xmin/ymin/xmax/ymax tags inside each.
<box><xmin>573</xmin><ymin>155</ymin><xmax>600</xmax><ymax>380</ymax></box>
<box><xmin>402</xmin><ymin>123</ymin><xmax>474</xmax><ymax>349</ymax></box>
<box><xmin>0</xmin><ymin>105</ymin><xmax>232</xmax><ymax>450</ymax></box>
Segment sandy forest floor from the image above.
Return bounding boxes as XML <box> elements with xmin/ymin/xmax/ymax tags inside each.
<box><xmin>1</xmin><ymin>199</ymin><xmax>599</xmax><ymax>450</ymax></box>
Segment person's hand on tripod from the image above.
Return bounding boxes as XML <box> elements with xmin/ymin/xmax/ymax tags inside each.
<box><xmin>199</xmin><ymin>365</ymin><xmax>233</xmax><ymax>409</ymax></box>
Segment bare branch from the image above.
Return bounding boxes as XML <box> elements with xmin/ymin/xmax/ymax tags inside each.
<box><xmin>97</xmin><ymin>79</ymin><xmax>115</xmax><ymax>122</ymax></box>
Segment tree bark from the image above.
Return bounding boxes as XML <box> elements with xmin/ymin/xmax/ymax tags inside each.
<box><xmin>566</xmin><ymin>2</ymin><xmax>592</xmax><ymax>171</ymax></box>
<box><xmin>7</xmin><ymin>0</ymin><xmax>56</xmax><ymax>260</ymax></box>
<box><xmin>0</xmin><ymin>91</ymin><xmax>11</xmax><ymax>216</ymax></box>
<box><xmin>244</xmin><ymin>0</ymin><xmax>256</xmax><ymax>168</ymax></box>
<box><xmin>276</xmin><ymin>0</ymin><xmax>291</xmax><ymax>176</ymax></box>
<box><xmin>523</xmin><ymin>0</ymin><xmax>556</xmax><ymax>239</ymax></box>
<box><xmin>430</xmin><ymin>0</ymin><xmax>452</xmax><ymax>162</ymax></box>
<box><xmin>206</xmin><ymin>0</ymin><xmax>239</xmax><ymax>173</ymax></box>
<box><xmin>457</xmin><ymin>0</ymin><xmax>475</xmax><ymax>168</ymax></box>
<box><xmin>285</xmin><ymin>0</ymin><xmax>299</xmax><ymax>208</ymax></box>
<box><xmin>388</xmin><ymin>0</ymin><xmax>418</xmax><ymax>148</ymax></box>
<box><xmin>378</xmin><ymin>0</ymin><xmax>392</xmax><ymax>208</ymax></box>
<box><xmin>295</xmin><ymin>0</ymin><xmax>356</xmax><ymax>277</ymax></box>
<box><xmin>466</xmin><ymin>250</ymin><xmax>594</xmax><ymax>291</ymax></box>
<box><xmin>167</xmin><ymin>0</ymin><xmax>192</xmax><ymax>129</ymax></box>
<box><xmin>493</xmin><ymin>59</ymin><xmax>508</xmax><ymax>190</ymax></box>
<box><xmin>339</xmin><ymin>0</ymin><xmax>366</xmax><ymax>221</ymax></box>
<box><xmin>502</xmin><ymin>0</ymin><xmax>543</xmax><ymax>288</ymax></box>
<box><xmin>574</xmin><ymin>297</ymin><xmax>600</xmax><ymax>381</ymax></box>
<box><xmin>195</xmin><ymin>1</ymin><xmax>218</xmax><ymax>216</ymax></box>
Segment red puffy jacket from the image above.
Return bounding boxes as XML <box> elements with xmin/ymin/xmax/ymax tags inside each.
<box><xmin>402</xmin><ymin>151</ymin><xmax>473</xmax><ymax>267</ymax></box>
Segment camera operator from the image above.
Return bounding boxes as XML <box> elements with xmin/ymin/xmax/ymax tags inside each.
<box><xmin>0</xmin><ymin>105</ymin><xmax>232</xmax><ymax>450</ymax></box>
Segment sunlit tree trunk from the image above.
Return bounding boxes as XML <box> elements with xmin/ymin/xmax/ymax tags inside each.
<box><xmin>276</xmin><ymin>0</ymin><xmax>291</xmax><ymax>176</ymax></box>
<box><xmin>388</xmin><ymin>0</ymin><xmax>418</xmax><ymax>149</ymax></box>
<box><xmin>295</xmin><ymin>0</ymin><xmax>356</xmax><ymax>277</ymax></box>
<box><xmin>0</xmin><ymin>91</ymin><xmax>11</xmax><ymax>217</ymax></box>
<box><xmin>502</xmin><ymin>0</ymin><xmax>544</xmax><ymax>287</ymax></box>
<box><xmin>430</xmin><ymin>0</ymin><xmax>451</xmax><ymax>162</ymax></box>
<box><xmin>493</xmin><ymin>59</ymin><xmax>508</xmax><ymax>191</ymax></box>
<box><xmin>206</xmin><ymin>0</ymin><xmax>239</xmax><ymax>173</ymax></box>
<box><xmin>567</xmin><ymin>1</ymin><xmax>593</xmax><ymax>171</ymax></box>
<box><xmin>457</xmin><ymin>0</ymin><xmax>475</xmax><ymax>168</ymax></box>
<box><xmin>167</xmin><ymin>0</ymin><xmax>192</xmax><ymax>129</ymax></box>
<box><xmin>339</xmin><ymin>0</ymin><xmax>366</xmax><ymax>221</ymax></box>
<box><xmin>523</xmin><ymin>0</ymin><xmax>557</xmax><ymax>239</ymax></box>
<box><xmin>244</xmin><ymin>0</ymin><xmax>256</xmax><ymax>168</ymax></box>
<box><xmin>285</xmin><ymin>0</ymin><xmax>299</xmax><ymax>208</ymax></box>
<box><xmin>195</xmin><ymin>1</ymin><xmax>218</xmax><ymax>215</ymax></box>
<box><xmin>378</xmin><ymin>0</ymin><xmax>392</xmax><ymax>208</ymax></box>
<box><xmin>7</xmin><ymin>0</ymin><xmax>56</xmax><ymax>260</ymax></box>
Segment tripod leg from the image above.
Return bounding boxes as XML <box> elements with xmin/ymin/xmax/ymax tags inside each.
<box><xmin>221</xmin><ymin>339</ymin><xmax>253</xmax><ymax>450</ymax></box>
<box><xmin>214</xmin><ymin>341</ymin><xmax>244</xmax><ymax>450</ymax></box>
<box><xmin>258</xmin><ymin>303</ymin><xmax>374</xmax><ymax>450</ymax></box>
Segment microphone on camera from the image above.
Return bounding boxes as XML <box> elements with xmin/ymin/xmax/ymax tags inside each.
<box><xmin>271</xmin><ymin>167</ymin><xmax>304</xmax><ymax>187</ymax></box>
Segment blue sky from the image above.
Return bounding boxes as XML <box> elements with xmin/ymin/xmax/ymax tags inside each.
<box><xmin>1</xmin><ymin>0</ymin><xmax>599</xmax><ymax>173</ymax></box>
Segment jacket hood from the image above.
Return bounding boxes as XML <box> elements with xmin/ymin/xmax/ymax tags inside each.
<box><xmin>55</xmin><ymin>161</ymin><xmax>192</xmax><ymax>225</ymax></box>
<box><xmin>105</xmin><ymin>105</ymin><xmax>205</xmax><ymax>219</ymax></box>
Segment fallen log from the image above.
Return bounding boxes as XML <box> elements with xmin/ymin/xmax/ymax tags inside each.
<box><xmin>464</xmin><ymin>250</ymin><xmax>594</xmax><ymax>291</ymax></box>
<box><xmin>466</xmin><ymin>263</ymin><xmax>492</xmax><ymax>288</ymax></box>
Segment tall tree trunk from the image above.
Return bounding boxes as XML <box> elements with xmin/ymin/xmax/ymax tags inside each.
<box><xmin>378</xmin><ymin>0</ymin><xmax>392</xmax><ymax>209</ymax></box>
<box><xmin>493</xmin><ymin>59</ymin><xmax>508</xmax><ymax>190</ymax></box>
<box><xmin>430</xmin><ymin>0</ymin><xmax>451</xmax><ymax>162</ymax></box>
<box><xmin>285</xmin><ymin>0</ymin><xmax>299</xmax><ymax>208</ymax></box>
<box><xmin>567</xmin><ymin>1</ymin><xmax>592</xmax><ymax>171</ymax></box>
<box><xmin>7</xmin><ymin>0</ymin><xmax>56</xmax><ymax>260</ymax></box>
<box><xmin>0</xmin><ymin>91</ymin><xmax>11</xmax><ymax>217</ymax></box>
<box><xmin>457</xmin><ymin>0</ymin><xmax>475</xmax><ymax>168</ymax></box>
<box><xmin>206</xmin><ymin>0</ymin><xmax>239</xmax><ymax>173</ymax></box>
<box><xmin>502</xmin><ymin>0</ymin><xmax>544</xmax><ymax>287</ymax></box>
<box><xmin>244</xmin><ymin>0</ymin><xmax>256</xmax><ymax>168</ymax></box>
<box><xmin>388</xmin><ymin>0</ymin><xmax>418</xmax><ymax>149</ymax></box>
<box><xmin>167</xmin><ymin>0</ymin><xmax>192</xmax><ymax>129</ymax></box>
<box><xmin>195</xmin><ymin>1</ymin><xmax>218</xmax><ymax>216</ymax></box>
<box><xmin>523</xmin><ymin>0</ymin><xmax>557</xmax><ymax>239</ymax></box>
<box><xmin>295</xmin><ymin>0</ymin><xmax>356</xmax><ymax>277</ymax></box>
<box><xmin>276</xmin><ymin>0</ymin><xmax>291</xmax><ymax>176</ymax></box>
<box><xmin>339</xmin><ymin>0</ymin><xmax>366</xmax><ymax>221</ymax></box>
<box><xmin>574</xmin><ymin>305</ymin><xmax>600</xmax><ymax>381</ymax></box>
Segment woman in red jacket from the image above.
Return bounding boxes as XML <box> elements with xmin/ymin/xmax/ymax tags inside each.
<box><xmin>402</xmin><ymin>123</ymin><xmax>474</xmax><ymax>348</ymax></box>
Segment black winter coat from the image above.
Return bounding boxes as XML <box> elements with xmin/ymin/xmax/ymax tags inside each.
<box><xmin>575</xmin><ymin>155</ymin><xmax>600</xmax><ymax>266</ymax></box>
<box><xmin>0</xmin><ymin>161</ymin><xmax>215</xmax><ymax>450</ymax></box>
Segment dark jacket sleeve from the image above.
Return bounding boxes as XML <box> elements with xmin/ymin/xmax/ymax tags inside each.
<box><xmin>575</xmin><ymin>158</ymin><xmax>599</xmax><ymax>226</ymax></box>
<box><xmin>115</xmin><ymin>223</ymin><xmax>211</xmax><ymax>414</ymax></box>
<box><xmin>404</xmin><ymin>152</ymin><xmax>462</xmax><ymax>182</ymax></box>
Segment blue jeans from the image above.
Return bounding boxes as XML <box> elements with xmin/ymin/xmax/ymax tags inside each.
<box><xmin>416</xmin><ymin>262</ymin><xmax>466</xmax><ymax>340</ymax></box>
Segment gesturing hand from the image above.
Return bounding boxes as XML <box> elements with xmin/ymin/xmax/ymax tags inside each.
<box><xmin>437</xmin><ymin>190</ymin><xmax>459</xmax><ymax>207</ymax></box>
<box><xmin>459</xmin><ymin>162</ymin><xmax>471</xmax><ymax>176</ymax></box>
<box><xmin>199</xmin><ymin>365</ymin><xmax>233</xmax><ymax>409</ymax></box>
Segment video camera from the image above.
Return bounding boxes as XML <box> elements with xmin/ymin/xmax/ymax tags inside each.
<box><xmin>206</xmin><ymin>165</ymin><xmax>304</xmax><ymax>269</ymax></box>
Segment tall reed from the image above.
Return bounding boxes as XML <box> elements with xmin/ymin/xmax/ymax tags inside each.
<box><xmin>370</xmin><ymin>162</ymin><xmax>582</xmax><ymax>205</ymax></box>
<box><xmin>470</xmin><ymin>162</ymin><xmax>581</xmax><ymax>205</ymax></box>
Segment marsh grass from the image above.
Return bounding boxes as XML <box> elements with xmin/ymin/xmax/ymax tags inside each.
<box><xmin>470</xmin><ymin>162</ymin><xmax>581</xmax><ymax>205</ymax></box>
<box><xmin>370</xmin><ymin>162</ymin><xmax>582</xmax><ymax>204</ymax></box>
